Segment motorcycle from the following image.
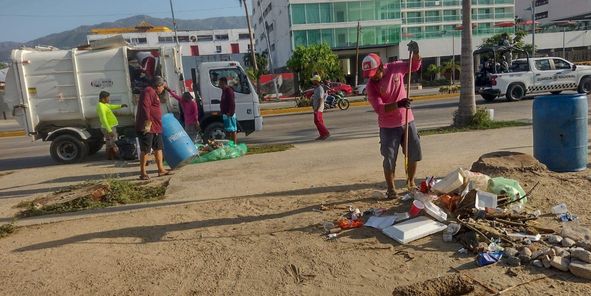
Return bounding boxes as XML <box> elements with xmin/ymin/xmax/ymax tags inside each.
<box><xmin>324</xmin><ymin>88</ymin><xmax>350</xmax><ymax>110</ymax></box>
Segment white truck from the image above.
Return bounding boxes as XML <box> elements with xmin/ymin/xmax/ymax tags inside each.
<box><xmin>4</xmin><ymin>40</ymin><xmax>262</xmax><ymax>163</ymax></box>
<box><xmin>474</xmin><ymin>46</ymin><xmax>591</xmax><ymax>102</ymax></box>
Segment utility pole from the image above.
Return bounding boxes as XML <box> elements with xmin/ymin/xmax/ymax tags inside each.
<box><xmin>531</xmin><ymin>0</ymin><xmax>536</xmax><ymax>57</ymax></box>
<box><xmin>242</xmin><ymin>0</ymin><xmax>258</xmax><ymax>71</ymax></box>
<box><xmin>354</xmin><ymin>21</ymin><xmax>361</xmax><ymax>87</ymax></box>
<box><xmin>452</xmin><ymin>32</ymin><xmax>455</xmax><ymax>85</ymax></box>
<box><xmin>169</xmin><ymin>0</ymin><xmax>179</xmax><ymax>46</ymax></box>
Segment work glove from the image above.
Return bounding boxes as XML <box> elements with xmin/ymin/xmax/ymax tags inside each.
<box><xmin>407</xmin><ymin>41</ymin><xmax>419</xmax><ymax>55</ymax></box>
<box><xmin>121</xmin><ymin>104</ymin><xmax>128</xmax><ymax>108</ymax></box>
<box><xmin>397</xmin><ymin>98</ymin><xmax>411</xmax><ymax>109</ymax></box>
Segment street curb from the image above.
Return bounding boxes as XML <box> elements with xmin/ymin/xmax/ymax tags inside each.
<box><xmin>0</xmin><ymin>130</ymin><xmax>25</xmax><ymax>138</ymax></box>
<box><xmin>261</xmin><ymin>93</ymin><xmax>459</xmax><ymax>117</ymax></box>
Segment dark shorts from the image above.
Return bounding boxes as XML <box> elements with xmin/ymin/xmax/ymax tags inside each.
<box><xmin>138</xmin><ymin>133</ymin><xmax>163</xmax><ymax>153</ymax></box>
<box><xmin>379</xmin><ymin>121</ymin><xmax>422</xmax><ymax>172</ymax></box>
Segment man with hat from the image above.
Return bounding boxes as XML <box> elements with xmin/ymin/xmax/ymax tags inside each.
<box><xmin>363</xmin><ymin>41</ymin><xmax>422</xmax><ymax>198</ymax></box>
<box><xmin>310</xmin><ymin>74</ymin><xmax>330</xmax><ymax>140</ymax></box>
<box><xmin>96</xmin><ymin>90</ymin><xmax>127</xmax><ymax>160</ymax></box>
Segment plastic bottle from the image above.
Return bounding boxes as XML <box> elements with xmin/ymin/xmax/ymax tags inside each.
<box><xmin>551</xmin><ymin>203</ymin><xmax>568</xmax><ymax>215</ymax></box>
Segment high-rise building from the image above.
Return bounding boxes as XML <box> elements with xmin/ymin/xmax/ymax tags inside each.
<box><xmin>516</xmin><ymin>0</ymin><xmax>591</xmax><ymax>24</ymax></box>
<box><xmin>252</xmin><ymin>0</ymin><xmax>515</xmax><ymax>82</ymax></box>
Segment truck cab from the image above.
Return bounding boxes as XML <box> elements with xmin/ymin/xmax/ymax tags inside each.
<box><xmin>190</xmin><ymin>61</ymin><xmax>263</xmax><ymax>140</ymax></box>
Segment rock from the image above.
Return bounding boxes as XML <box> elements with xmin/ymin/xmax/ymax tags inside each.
<box><xmin>553</xmin><ymin>246</ymin><xmax>566</xmax><ymax>256</ymax></box>
<box><xmin>519</xmin><ymin>255</ymin><xmax>532</xmax><ymax>265</ymax></box>
<box><xmin>550</xmin><ymin>256</ymin><xmax>570</xmax><ymax>272</ymax></box>
<box><xmin>577</xmin><ymin>240</ymin><xmax>591</xmax><ymax>251</ymax></box>
<box><xmin>542</xmin><ymin>255</ymin><xmax>552</xmax><ymax>268</ymax></box>
<box><xmin>547</xmin><ymin>248</ymin><xmax>557</xmax><ymax>259</ymax></box>
<box><xmin>563</xmin><ymin>238</ymin><xmax>577</xmax><ymax>248</ymax></box>
<box><xmin>533</xmin><ymin>260</ymin><xmax>544</xmax><ymax>268</ymax></box>
<box><xmin>520</xmin><ymin>247</ymin><xmax>533</xmax><ymax>257</ymax></box>
<box><xmin>548</xmin><ymin>235</ymin><xmax>563</xmax><ymax>244</ymax></box>
<box><xmin>531</xmin><ymin>248</ymin><xmax>549</xmax><ymax>260</ymax></box>
<box><xmin>505</xmin><ymin>255</ymin><xmax>521</xmax><ymax>267</ymax></box>
<box><xmin>569</xmin><ymin>260</ymin><xmax>591</xmax><ymax>280</ymax></box>
<box><xmin>571</xmin><ymin>249</ymin><xmax>591</xmax><ymax>263</ymax></box>
<box><xmin>563</xmin><ymin>251</ymin><xmax>571</xmax><ymax>259</ymax></box>
<box><xmin>504</xmin><ymin>247</ymin><xmax>519</xmax><ymax>257</ymax></box>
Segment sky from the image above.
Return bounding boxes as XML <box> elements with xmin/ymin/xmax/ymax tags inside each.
<box><xmin>0</xmin><ymin>0</ymin><xmax>246</xmax><ymax>42</ymax></box>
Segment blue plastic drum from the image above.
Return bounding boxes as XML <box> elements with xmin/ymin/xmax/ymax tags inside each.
<box><xmin>533</xmin><ymin>94</ymin><xmax>588</xmax><ymax>172</ymax></box>
<box><xmin>162</xmin><ymin>113</ymin><xmax>198</xmax><ymax>169</ymax></box>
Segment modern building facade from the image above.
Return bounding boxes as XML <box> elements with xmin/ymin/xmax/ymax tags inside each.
<box><xmin>252</xmin><ymin>0</ymin><xmax>516</xmax><ymax>82</ymax></box>
<box><xmin>87</xmin><ymin>22</ymin><xmax>253</xmax><ymax>62</ymax></box>
<box><xmin>516</xmin><ymin>0</ymin><xmax>591</xmax><ymax>24</ymax></box>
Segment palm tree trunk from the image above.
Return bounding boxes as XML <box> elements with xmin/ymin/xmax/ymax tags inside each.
<box><xmin>241</xmin><ymin>0</ymin><xmax>258</xmax><ymax>72</ymax></box>
<box><xmin>456</xmin><ymin>0</ymin><xmax>476</xmax><ymax>126</ymax></box>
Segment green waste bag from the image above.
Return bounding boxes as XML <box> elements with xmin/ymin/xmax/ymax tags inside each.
<box><xmin>191</xmin><ymin>142</ymin><xmax>249</xmax><ymax>164</ymax></box>
<box><xmin>487</xmin><ymin>177</ymin><xmax>527</xmax><ymax>204</ymax></box>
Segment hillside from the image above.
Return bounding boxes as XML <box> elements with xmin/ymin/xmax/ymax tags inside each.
<box><xmin>0</xmin><ymin>15</ymin><xmax>246</xmax><ymax>62</ymax></box>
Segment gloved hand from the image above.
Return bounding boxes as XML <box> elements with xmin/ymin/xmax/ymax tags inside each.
<box><xmin>397</xmin><ymin>98</ymin><xmax>411</xmax><ymax>109</ymax></box>
<box><xmin>407</xmin><ymin>41</ymin><xmax>419</xmax><ymax>55</ymax></box>
<box><xmin>121</xmin><ymin>104</ymin><xmax>128</xmax><ymax>108</ymax></box>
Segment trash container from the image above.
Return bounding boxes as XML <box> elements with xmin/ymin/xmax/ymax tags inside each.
<box><xmin>533</xmin><ymin>94</ymin><xmax>588</xmax><ymax>172</ymax></box>
<box><xmin>162</xmin><ymin>113</ymin><xmax>198</xmax><ymax>169</ymax></box>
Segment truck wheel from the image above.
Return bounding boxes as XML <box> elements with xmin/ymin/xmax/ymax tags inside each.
<box><xmin>203</xmin><ymin>122</ymin><xmax>226</xmax><ymax>140</ymax></box>
<box><xmin>50</xmin><ymin>134</ymin><xmax>89</xmax><ymax>164</ymax></box>
<box><xmin>506</xmin><ymin>84</ymin><xmax>525</xmax><ymax>101</ymax></box>
<box><xmin>577</xmin><ymin>77</ymin><xmax>591</xmax><ymax>94</ymax></box>
<box><xmin>87</xmin><ymin>139</ymin><xmax>104</xmax><ymax>155</ymax></box>
<box><xmin>550</xmin><ymin>91</ymin><xmax>562</xmax><ymax>95</ymax></box>
<box><xmin>481</xmin><ymin>94</ymin><xmax>497</xmax><ymax>102</ymax></box>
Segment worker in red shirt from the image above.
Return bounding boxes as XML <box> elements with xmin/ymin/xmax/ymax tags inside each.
<box><xmin>219</xmin><ymin>77</ymin><xmax>238</xmax><ymax>143</ymax></box>
<box><xmin>135</xmin><ymin>76</ymin><xmax>171</xmax><ymax>180</ymax></box>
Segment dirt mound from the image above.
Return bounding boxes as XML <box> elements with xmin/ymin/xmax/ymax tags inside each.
<box><xmin>470</xmin><ymin>151</ymin><xmax>547</xmax><ymax>176</ymax></box>
<box><xmin>392</xmin><ymin>274</ymin><xmax>474</xmax><ymax>296</ymax></box>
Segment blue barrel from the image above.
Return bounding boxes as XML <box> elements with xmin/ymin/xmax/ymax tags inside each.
<box><xmin>533</xmin><ymin>94</ymin><xmax>588</xmax><ymax>172</ymax></box>
<box><xmin>162</xmin><ymin>113</ymin><xmax>198</xmax><ymax>169</ymax></box>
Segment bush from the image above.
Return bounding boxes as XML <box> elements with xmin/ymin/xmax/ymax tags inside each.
<box><xmin>295</xmin><ymin>96</ymin><xmax>312</xmax><ymax>107</ymax></box>
<box><xmin>439</xmin><ymin>85</ymin><xmax>461</xmax><ymax>94</ymax></box>
<box><xmin>422</xmin><ymin>79</ymin><xmax>451</xmax><ymax>87</ymax></box>
<box><xmin>453</xmin><ymin>107</ymin><xmax>493</xmax><ymax>128</ymax></box>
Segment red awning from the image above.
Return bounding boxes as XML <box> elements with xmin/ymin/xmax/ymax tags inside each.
<box><xmin>495</xmin><ymin>21</ymin><xmax>515</xmax><ymax>28</ymax></box>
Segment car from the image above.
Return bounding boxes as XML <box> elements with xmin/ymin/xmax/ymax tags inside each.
<box><xmin>328</xmin><ymin>82</ymin><xmax>353</xmax><ymax>96</ymax></box>
<box><xmin>355</xmin><ymin>84</ymin><xmax>367</xmax><ymax>96</ymax></box>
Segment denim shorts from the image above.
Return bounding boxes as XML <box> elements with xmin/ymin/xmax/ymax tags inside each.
<box><xmin>223</xmin><ymin>114</ymin><xmax>237</xmax><ymax>132</ymax></box>
<box><xmin>379</xmin><ymin>121</ymin><xmax>422</xmax><ymax>172</ymax></box>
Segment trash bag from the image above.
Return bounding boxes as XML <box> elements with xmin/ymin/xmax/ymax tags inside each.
<box><xmin>116</xmin><ymin>137</ymin><xmax>138</xmax><ymax>160</ymax></box>
<box><xmin>190</xmin><ymin>142</ymin><xmax>248</xmax><ymax>164</ymax></box>
<box><xmin>460</xmin><ymin>169</ymin><xmax>490</xmax><ymax>191</ymax></box>
<box><xmin>487</xmin><ymin>177</ymin><xmax>527</xmax><ymax>203</ymax></box>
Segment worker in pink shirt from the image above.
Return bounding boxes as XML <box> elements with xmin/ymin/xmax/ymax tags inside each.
<box><xmin>364</xmin><ymin>41</ymin><xmax>422</xmax><ymax>199</ymax></box>
<box><xmin>166</xmin><ymin>87</ymin><xmax>200</xmax><ymax>143</ymax></box>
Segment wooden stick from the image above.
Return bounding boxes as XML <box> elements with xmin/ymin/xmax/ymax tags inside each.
<box><xmin>504</xmin><ymin>181</ymin><xmax>541</xmax><ymax>206</ymax></box>
<box><xmin>404</xmin><ymin>50</ymin><xmax>413</xmax><ymax>190</ymax></box>
<box><xmin>496</xmin><ymin>276</ymin><xmax>546</xmax><ymax>295</ymax></box>
<box><xmin>450</xmin><ymin>266</ymin><xmax>498</xmax><ymax>294</ymax></box>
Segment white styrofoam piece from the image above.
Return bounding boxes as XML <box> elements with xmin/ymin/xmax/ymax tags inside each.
<box><xmin>475</xmin><ymin>190</ymin><xmax>498</xmax><ymax>210</ymax></box>
<box><xmin>423</xmin><ymin>201</ymin><xmax>448</xmax><ymax>222</ymax></box>
<box><xmin>382</xmin><ymin>216</ymin><xmax>447</xmax><ymax>244</ymax></box>
<box><xmin>364</xmin><ymin>215</ymin><xmax>397</xmax><ymax>230</ymax></box>
<box><xmin>432</xmin><ymin>168</ymin><xmax>464</xmax><ymax>194</ymax></box>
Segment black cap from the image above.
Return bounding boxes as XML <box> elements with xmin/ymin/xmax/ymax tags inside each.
<box><xmin>99</xmin><ymin>91</ymin><xmax>110</xmax><ymax>100</ymax></box>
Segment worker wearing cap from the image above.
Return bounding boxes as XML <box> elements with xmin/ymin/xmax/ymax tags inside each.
<box><xmin>363</xmin><ymin>41</ymin><xmax>422</xmax><ymax>199</ymax></box>
<box><xmin>310</xmin><ymin>74</ymin><xmax>330</xmax><ymax>140</ymax></box>
<box><xmin>96</xmin><ymin>91</ymin><xmax>127</xmax><ymax>160</ymax></box>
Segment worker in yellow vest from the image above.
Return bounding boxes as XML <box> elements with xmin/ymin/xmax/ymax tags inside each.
<box><xmin>96</xmin><ymin>91</ymin><xmax>128</xmax><ymax>160</ymax></box>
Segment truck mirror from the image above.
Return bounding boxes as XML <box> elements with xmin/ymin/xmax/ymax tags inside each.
<box><xmin>572</xmin><ymin>64</ymin><xmax>577</xmax><ymax>71</ymax></box>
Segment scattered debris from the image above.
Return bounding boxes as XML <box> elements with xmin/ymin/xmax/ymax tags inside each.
<box><xmin>0</xmin><ymin>223</ymin><xmax>16</xmax><ymax>239</ymax></box>
<box><xmin>391</xmin><ymin>274</ymin><xmax>474</xmax><ymax>296</ymax></box>
<box><xmin>284</xmin><ymin>264</ymin><xmax>315</xmax><ymax>284</ymax></box>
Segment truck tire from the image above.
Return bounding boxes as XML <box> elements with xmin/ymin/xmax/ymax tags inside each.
<box><xmin>203</xmin><ymin>122</ymin><xmax>226</xmax><ymax>140</ymax></box>
<box><xmin>481</xmin><ymin>94</ymin><xmax>497</xmax><ymax>102</ymax></box>
<box><xmin>87</xmin><ymin>139</ymin><xmax>104</xmax><ymax>155</ymax></box>
<box><xmin>506</xmin><ymin>84</ymin><xmax>526</xmax><ymax>101</ymax></box>
<box><xmin>550</xmin><ymin>91</ymin><xmax>562</xmax><ymax>95</ymax></box>
<box><xmin>50</xmin><ymin>134</ymin><xmax>89</xmax><ymax>164</ymax></box>
<box><xmin>577</xmin><ymin>76</ymin><xmax>591</xmax><ymax>94</ymax></box>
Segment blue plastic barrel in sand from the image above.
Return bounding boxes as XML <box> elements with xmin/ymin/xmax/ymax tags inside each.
<box><xmin>162</xmin><ymin>113</ymin><xmax>198</xmax><ymax>169</ymax></box>
<box><xmin>533</xmin><ymin>94</ymin><xmax>588</xmax><ymax>172</ymax></box>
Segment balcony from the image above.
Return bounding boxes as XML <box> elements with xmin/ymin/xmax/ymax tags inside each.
<box><xmin>443</xmin><ymin>15</ymin><xmax>460</xmax><ymax>21</ymax></box>
<box><xmin>494</xmin><ymin>12</ymin><xmax>514</xmax><ymax>19</ymax></box>
<box><xmin>425</xmin><ymin>15</ymin><xmax>442</xmax><ymax>22</ymax></box>
<box><xmin>495</xmin><ymin>0</ymin><xmax>513</xmax><ymax>4</ymax></box>
<box><xmin>473</xmin><ymin>13</ymin><xmax>494</xmax><ymax>20</ymax></box>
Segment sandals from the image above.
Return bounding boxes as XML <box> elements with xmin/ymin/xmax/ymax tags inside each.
<box><xmin>139</xmin><ymin>174</ymin><xmax>150</xmax><ymax>180</ymax></box>
<box><xmin>385</xmin><ymin>189</ymin><xmax>397</xmax><ymax>200</ymax></box>
<box><xmin>157</xmin><ymin>171</ymin><xmax>174</xmax><ymax>177</ymax></box>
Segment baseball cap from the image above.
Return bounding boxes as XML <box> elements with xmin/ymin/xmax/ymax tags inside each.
<box><xmin>310</xmin><ymin>74</ymin><xmax>322</xmax><ymax>82</ymax></box>
<box><xmin>99</xmin><ymin>90</ymin><xmax>110</xmax><ymax>100</ymax></box>
<box><xmin>362</xmin><ymin>53</ymin><xmax>382</xmax><ymax>78</ymax></box>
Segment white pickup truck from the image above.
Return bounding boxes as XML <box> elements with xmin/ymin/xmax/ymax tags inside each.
<box><xmin>476</xmin><ymin>56</ymin><xmax>591</xmax><ymax>102</ymax></box>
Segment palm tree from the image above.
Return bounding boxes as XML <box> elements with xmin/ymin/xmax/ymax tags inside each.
<box><xmin>456</xmin><ymin>0</ymin><xmax>476</xmax><ymax>126</ymax></box>
<box><xmin>238</xmin><ymin>0</ymin><xmax>258</xmax><ymax>71</ymax></box>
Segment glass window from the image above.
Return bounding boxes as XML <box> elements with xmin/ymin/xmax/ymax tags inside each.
<box><xmin>293</xmin><ymin>30</ymin><xmax>307</xmax><ymax>47</ymax></box>
<box><xmin>347</xmin><ymin>1</ymin><xmax>361</xmax><ymax>22</ymax></box>
<box><xmin>335</xmin><ymin>28</ymin><xmax>348</xmax><ymax>47</ymax></box>
<box><xmin>361</xmin><ymin>27</ymin><xmax>377</xmax><ymax>46</ymax></box>
<box><xmin>197</xmin><ymin>35</ymin><xmax>213</xmax><ymax>41</ymax></box>
<box><xmin>292</xmin><ymin>4</ymin><xmax>306</xmax><ymax>24</ymax></box>
<box><xmin>553</xmin><ymin>59</ymin><xmax>571</xmax><ymax>70</ymax></box>
<box><xmin>308</xmin><ymin>30</ymin><xmax>321</xmax><ymax>45</ymax></box>
<box><xmin>378</xmin><ymin>0</ymin><xmax>399</xmax><ymax>20</ymax></box>
<box><xmin>348</xmin><ymin>27</ymin><xmax>358</xmax><ymax>46</ymax></box>
<box><xmin>306</xmin><ymin>3</ymin><xmax>320</xmax><ymax>24</ymax></box>
<box><xmin>319</xmin><ymin>3</ymin><xmax>333</xmax><ymax>23</ymax></box>
<box><xmin>215</xmin><ymin>34</ymin><xmax>229</xmax><ymax>41</ymax></box>
<box><xmin>321</xmin><ymin>29</ymin><xmax>334</xmax><ymax>47</ymax></box>
<box><xmin>209</xmin><ymin>68</ymin><xmax>250</xmax><ymax>94</ymax></box>
<box><xmin>360</xmin><ymin>1</ymin><xmax>375</xmax><ymax>21</ymax></box>
<box><xmin>334</xmin><ymin>2</ymin><xmax>347</xmax><ymax>22</ymax></box>
<box><xmin>535</xmin><ymin>59</ymin><xmax>552</xmax><ymax>71</ymax></box>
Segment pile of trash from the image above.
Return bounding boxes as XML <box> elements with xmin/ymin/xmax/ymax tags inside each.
<box><xmin>192</xmin><ymin>140</ymin><xmax>248</xmax><ymax>163</ymax></box>
<box><xmin>320</xmin><ymin>167</ymin><xmax>591</xmax><ymax>280</ymax></box>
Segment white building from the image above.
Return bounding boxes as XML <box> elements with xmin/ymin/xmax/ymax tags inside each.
<box><xmin>516</xmin><ymin>0</ymin><xmax>591</xmax><ymax>24</ymax></box>
<box><xmin>86</xmin><ymin>22</ymin><xmax>253</xmax><ymax>61</ymax></box>
<box><xmin>252</xmin><ymin>0</ymin><xmax>516</xmax><ymax>83</ymax></box>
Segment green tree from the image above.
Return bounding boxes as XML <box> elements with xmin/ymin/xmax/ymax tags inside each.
<box><xmin>0</xmin><ymin>62</ymin><xmax>7</xmax><ymax>69</ymax></box>
<box><xmin>287</xmin><ymin>43</ymin><xmax>344</xmax><ymax>89</ymax></box>
<box><xmin>244</xmin><ymin>52</ymin><xmax>269</xmax><ymax>93</ymax></box>
<box><xmin>456</xmin><ymin>0</ymin><xmax>476</xmax><ymax>126</ymax></box>
<box><xmin>440</xmin><ymin>61</ymin><xmax>460</xmax><ymax>81</ymax></box>
<box><xmin>425</xmin><ymin>64</ymin><xmax>442</xmax><ymax>81</ymax></box>
<box><xmin>480</xmin><ymin>30</ymin><xmax>533</xmax><ymax>58</ymax></box>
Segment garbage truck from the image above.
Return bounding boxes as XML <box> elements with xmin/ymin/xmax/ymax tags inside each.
<box><xmin>4</xmin><ymin>40</ymin><xmax>263</xmax><ymax>164</ymax></box>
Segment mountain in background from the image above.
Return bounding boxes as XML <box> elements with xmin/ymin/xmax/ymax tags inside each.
<box><xmin>0</xmin><ymin>15</ymin><xmax>247</xmax><ymax>62</ymax></box>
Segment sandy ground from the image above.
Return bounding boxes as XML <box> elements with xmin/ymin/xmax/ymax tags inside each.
<box><xmin>1</xmin><ymin>127</ymin><xmax>590</xmax><ymax>295</ymax></box>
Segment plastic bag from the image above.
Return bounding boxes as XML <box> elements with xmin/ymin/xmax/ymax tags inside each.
<box><xmin>487</xmin><ymin>177</ymin><xmax>527</xmax><ymax>204</ymax></box>
<box><xmin>191</xmin><ymin>142</ymin><xmax>248</xmax><ymax>164</ymax></box>
<box><xmin>460</xmin><ymin>169</ymin><xmax>491</xmax><ymax>191</ymax></box>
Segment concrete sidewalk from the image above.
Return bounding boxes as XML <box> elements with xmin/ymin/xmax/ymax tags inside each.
<box><xmin>3</xmin><ymin>125</ymin><xmax>542</xmax><ymax>226</ymax></box>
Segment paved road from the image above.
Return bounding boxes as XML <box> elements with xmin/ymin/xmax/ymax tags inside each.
<box><xmin>0</xmin><ymin>94</ymin><xmax>546</xmax><ymax>171</ymax></box>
